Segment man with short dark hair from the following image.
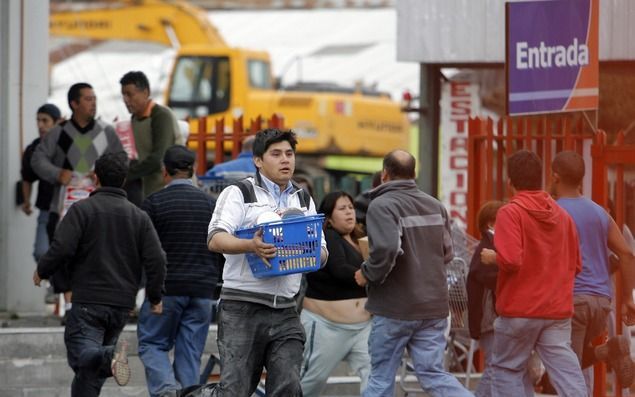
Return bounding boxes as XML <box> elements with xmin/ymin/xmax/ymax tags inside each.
<box><xmin>208</xmin><ymin>128</ymin><xmax>328</xmax><ymax>397</ymax></box>
<box><xmin>551</xmin><ymin>150</ymin><xmax>635</xmax><ymax>390</ymax></box>
<box><xmin>32</xmin><ymin>82</ymin><xmax>124</xmax><ymax>315</ymax></box>
<box><xmin>120</xmin><ymin>71</ymin><xmax>178</xmax><ymax>205</ymax></box>
<box><xmin>353</xmin><ymin>149</ymin><xmax>471</xmax><ymax>397</ymax></box>
<box><xmin>138</xmin><ymin>145</ymin><xmax>224</xmax><ymax>397</ymax></box>
<box><xmin>480</xmin><ymin>149</ymin><xmax>586</xmax><ymax>396</ymax></box>
<box><xmin>21</xmin><ymin>104</ymin><xmax>62</xmax><ymax>261</ymax></box>
<box><xmin>33</xmin><ymin>151</ymin><xmax>166</xmax><ymax>397</ymax></box>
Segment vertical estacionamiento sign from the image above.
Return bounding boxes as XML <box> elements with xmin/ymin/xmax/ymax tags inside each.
<box><xmin>439</xmin><ymin>79</ymin><xmax>481</xmax><ymax>232</ymax></box>
<box><xmin>506</xmin><ymin>0</ymin><xmax>598</xmax><ymax>116</ymax></box>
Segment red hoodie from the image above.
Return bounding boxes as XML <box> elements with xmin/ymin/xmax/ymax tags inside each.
<box><xmin>494</xmin><ymin>191</ymin><xmax>581</xmax><ymax>319</ymax></box>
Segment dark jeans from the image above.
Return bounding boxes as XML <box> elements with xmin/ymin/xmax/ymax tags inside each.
<box><xmin>64</xmin><ymin>303</ymin><xmax>129</xmax><ymax>397</ymax></box>
<box><xmin>47</xmin><ymin>212</ymin><xmax>71</xmax><ymax>293</ymax></box>
<box><xmin>123</xmin><ymin>178</ymin><xmax>144</xmax><ymax>207</ymax></box>
<box><xmin>217</xmin><ymin>300</ymin><xmax>305</xmax><ymax>397</ymax></box>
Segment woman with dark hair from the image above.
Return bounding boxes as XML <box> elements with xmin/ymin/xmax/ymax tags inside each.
<box><xmin>300</xmin><ymin>191</ymin><xmax>371</xmax><ymax>397</ymax></box>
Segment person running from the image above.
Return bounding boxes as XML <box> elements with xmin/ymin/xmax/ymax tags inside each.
<box><xmin>354</xmin><ymin>149</ymin><xmax>472</xmax><ymax>397</ymax></box>
<box><xmin>480</xmin><ymin>149</ymin><xmax>586</xmax><ymax>397</ymax></box>
<box><xmin>551</xmin><ymin>150</ymin><xmax>635</xmax><ymax>391</ymax></box>
<box><xmin>33</xmin><ymin>151</ymin><xmax>166</xmax><ymax>396</ymax></box>
<box><xmin>208</xmin><ymin>128</ymin><xmax>328</xmax><ymax>396</ymax></box>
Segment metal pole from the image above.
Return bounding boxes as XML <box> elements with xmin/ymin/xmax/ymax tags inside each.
<box><xmin>417</xmin><ymin>63</ymin><xmax>440</xmax><ymax>197</ymax></box>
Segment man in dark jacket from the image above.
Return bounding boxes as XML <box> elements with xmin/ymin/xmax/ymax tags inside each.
<box><xmin>138</xmin><ymin>145</ymin><xmax>224</xmax><ymax>397</ymax></box>
<box><xmin>354</xmin><ymin>149</ymin><xmax>471</xmax><ymax>397</ymax></box>
<box><xmin>20</xmin><ymin>104</ymin><xmax>62</xmax><ymax>261</ymax></box>
<box><xmin>33</xmin><ymin>151</ymin><xmax>166</xmax><ymax>397</ymax></box>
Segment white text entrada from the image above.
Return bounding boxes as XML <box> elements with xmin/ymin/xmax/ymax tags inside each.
<box><xmin>516</xmin><ymin>38</ymin><xmax>589</xmax><ymax>69</ymax></box>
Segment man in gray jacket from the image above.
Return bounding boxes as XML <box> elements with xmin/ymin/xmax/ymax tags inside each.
<box><xmin>355</xmin><ymin>149</ymin><xmax>471</xmax><ymax>397</ymax></box>
<box><xmin>31</xmin><ymin>82</ymin><xmax>124</xmax><ymax>314</ymax></box>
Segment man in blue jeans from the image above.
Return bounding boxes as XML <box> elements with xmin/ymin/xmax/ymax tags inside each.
<box><xmin>354</xmin><ymin>149</ymin><xmax>471</xmax><ymax>397</ymax></box>
<box><xmin>138</xmin><ymin>145</ymin><xmax>225</xmax><ymax>397</ymax></box>
<box><xmin>34</xmin><ymin>152</ymin><xmax>166</xmax><ymax>396</ymax></box>
<box><xmin>21</xmin><ymin>104</ymin><xmax>61</xmax><ymax>262</ymax></box>
<box><xmin>480</xmin><ymin>150</ymin><xmax>586</xmax><ymax>397</ymax></box>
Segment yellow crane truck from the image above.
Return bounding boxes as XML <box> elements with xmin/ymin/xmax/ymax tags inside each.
<box><xmin>50</xmin><ymin>0</ymin><xmax>410</xmax><ymax>177</ymax></box>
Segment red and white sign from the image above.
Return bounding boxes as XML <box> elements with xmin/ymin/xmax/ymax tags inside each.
<box><xmin>439</xmin><ymin>80</ymin><xmax>481</xmax><ymax>232</ymax></box>
<box><xmin>61</xmin><ymin>174</ymin><xmax>96</xmax><ymax>218</ymax></box>
<box><xmin>115</xmin><ymin>120</ymin><xmax>138</xmax><ymax>160</ymax></box>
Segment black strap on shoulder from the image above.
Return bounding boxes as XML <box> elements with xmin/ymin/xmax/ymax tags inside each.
<box><xmin>297</xmin><ymin>189</ymin><xmax>310</xmax><ymax>208</ymax></box>
<box><xmin>232</xmin><ymin>179</ymin><xmax>257</xmax><ymax>203</ymax></box>
<box><xmin>234</xmin><ymin>178</ymin><xmax>311</xmax><ymax>207</ymax></box>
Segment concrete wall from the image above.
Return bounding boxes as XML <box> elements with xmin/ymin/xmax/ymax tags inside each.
<box><xmin>0</xmin><ymin>0</ymin><xmax>50</xmax><ymax>312</ymax></box>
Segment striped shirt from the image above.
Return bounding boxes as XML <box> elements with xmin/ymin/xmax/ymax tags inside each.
<box><xmin>142</xmin><ymin>179</ymin><xmax>224</xmax><ymax>299</ymax></box>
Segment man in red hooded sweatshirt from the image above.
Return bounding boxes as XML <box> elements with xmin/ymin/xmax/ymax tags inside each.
<box><xmin>480</xmin><ymin>150</ymin><xmax>586</xmax><ymax>397</ymax></box>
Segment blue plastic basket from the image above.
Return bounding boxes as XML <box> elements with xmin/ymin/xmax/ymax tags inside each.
<box><xmin>235</xmin><ymin>214</ymin><xmax>324</xmax><ymax>278</ymax></box>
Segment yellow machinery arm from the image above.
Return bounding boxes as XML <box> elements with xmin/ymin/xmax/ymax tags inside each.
<box><xmin>49</xmin><ymin>0</ymin><xmax>226</xmax><ymax>48</ymax></box>
<box><xmin>49</xmin><ymin>0</ymin><xmax>412</xmax><ymax>174</ymax></box>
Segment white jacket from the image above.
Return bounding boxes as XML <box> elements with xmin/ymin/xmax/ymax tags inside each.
<box><xmin>208</xmin><ymin>175</ymin><xmax>327</xmax><ymax>307</ymax></box>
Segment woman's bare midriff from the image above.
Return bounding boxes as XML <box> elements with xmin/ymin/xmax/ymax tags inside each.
<box><xmin>303</xmin><ymin>296</ymin><xmax>371</xmax><ymax>324</ymax></box>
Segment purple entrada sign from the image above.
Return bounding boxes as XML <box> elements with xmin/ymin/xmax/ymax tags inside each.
<box><xmin>506</xmin><ymin>0</ymin><xmax>598</xmax><ymax>115</ymax></box>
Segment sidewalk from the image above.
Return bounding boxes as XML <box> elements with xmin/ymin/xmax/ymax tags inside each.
<box><xmin>0</xmin><ymin>310</ymin><xmax>629</xmax><ymax>397</ymax></box>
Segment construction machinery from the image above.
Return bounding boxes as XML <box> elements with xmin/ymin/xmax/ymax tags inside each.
<box><xmin>49</xmin><ymin>0</ymin><xmax>411</xmax><ymax>177</ymax></box>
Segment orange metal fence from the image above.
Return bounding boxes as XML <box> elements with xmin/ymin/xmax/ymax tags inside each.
<box><xmin>187</xmin><ymin>114</ymin><xmax>285</xmax><ymax>176</ymax></box>
<box><xmin>468</xmin><ymin>116</ymin><xmax>635</xmax><ymax>396</ymax></box>
<box><xmin>591</xmin><ymin>129</ymin><xmax>635</xmax><ymax>397</ymax></box>
<box><xmin>466</xmin><ymin>116</ymin><xmax>593</xmax><ymax>238</ymax></box>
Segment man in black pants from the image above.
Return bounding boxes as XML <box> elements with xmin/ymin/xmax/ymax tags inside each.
<box><xmin>33</xmin><ymin>151</ymin><xmax>166</xmax><ymax>397</ymax></box>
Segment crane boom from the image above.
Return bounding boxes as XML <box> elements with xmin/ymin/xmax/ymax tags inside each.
<box><xmin>49</xmin><ymin>0</ymin><xmax>226</xmax><ymax>48</ymax></box>
<box><xmin>49</xmin><ymin>0</ymin><xmax>412</xmax><ymax>173</ymax></box>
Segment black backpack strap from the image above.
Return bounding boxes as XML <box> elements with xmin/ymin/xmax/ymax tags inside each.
<box><xmin>234</xmin><ymin>177</ymin><xmax>310</xmax><ymax>207</ymax></box>
<box><xmin>232</xmin><ymin>179</ymin><xmax>257</xmax><ymax>204</ymax></box>
<box><xmin>290</xmin><ymin>181</ymin><xmax>311</xmax><ymax>208</ymax></box>
<box><xmin>298</xmin><ymin>189</ymin><xmax>310</xmax><ymax>208</ymax></box>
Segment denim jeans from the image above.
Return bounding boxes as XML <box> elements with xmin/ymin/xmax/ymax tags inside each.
<box><xmin>300</xmin><ymin>309</ymin><xmax>371</xmax><ymax>397</ymax></box>
<box><xmin>490</xmin><ymin>316</ymin><xmax>586</xmax><ymax>397</ymax></box>
<box><xmin>64</xmin><ymin>303</ymin><xmax>128</xmax><ymax>397</ymax></box>
<box><xmin>33</xmin><ymin>210</ymin><xmax>49</xmax><ymax>262</ymax></box>
<box><xmin>217</xmin><ymin>299</ymin><xmax>305</xmax><ymax>397</ymax></box>
<box><xmin>477</xmin><ymin>331</ymin><xmax>536</xmax><ymax>397</ymax></box>
<box><xmin>363</xmin><ymin>315</ymin><xmax>473</xmax><ymax>397</ymax></box>
<box><xmin>138</xmin><ymin>296</ymin><xmax>212</xmax><ymax>397</ymax></box>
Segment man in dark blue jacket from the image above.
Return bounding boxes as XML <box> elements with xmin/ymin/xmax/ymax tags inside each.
<box><xmin>138</xmin><ymin>145</ymin><xmax>224</xmax><ymax>397</ymax></box>
<box><xmin>34</xmin><ymin>151</ymin><xmax>166</xmax><ymax>397</ymax></box>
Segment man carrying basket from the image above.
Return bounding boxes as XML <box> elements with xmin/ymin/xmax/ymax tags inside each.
<box><xmin>207</xmin><ymin>128</ymin><xmax>328</xmax><ymax>397</ymax></box>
